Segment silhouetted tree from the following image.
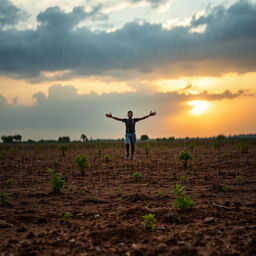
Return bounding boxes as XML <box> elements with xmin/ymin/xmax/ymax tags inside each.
<box><xmin>58</xmin><ymin>136</ymin><xmax>70</xmax><ymax>143</ymax></box>
<box><xmin>81</xmin><ymin>134</ymin><xmax>88</xmax><ymax>142</ymax></box>
<box><xmin>13</xmin><ymin>135</ymin><xmax>22</xmax><ymax>143</ymax></box>
<box><xmin>1</xmin><ymin>136</ymin><xmax>14</xmax><ymax>143</ymax></box>
<box><xmin>140</xmin><ymin>134</ymin><xmax>149</xmax><ymax>141</ymax></box>
<box><xmin>216</xmin><ymin>134</ymin><xmax>226</xmax><ymax>140</ymax></box>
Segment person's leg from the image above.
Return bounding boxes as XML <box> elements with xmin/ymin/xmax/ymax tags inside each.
<box><xmin>130</xmin><ymin>134</ymin><xmax>136</xmax><ymax>160</ymax></box>
<box><xmin>124</xmin><ymin>134</ymin><xmax>130</xmax><ymax>159</ymax></box>
<box><xmin>131</xmin><ymin>143</ymin><xmax>135</xmax><ymax>159</ymax></box>
<box><xmin>125</xmin><ymin>143</ymin><xmax>130</xmax><ymax>158</ymax></box>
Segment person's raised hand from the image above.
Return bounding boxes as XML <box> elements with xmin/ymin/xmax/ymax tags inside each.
<box><xmin>105</xmin><ymin>112</ymin><xmax>112</xmax><ymax>118</ymax></box>
<box><xmin>149</xmin><ymin>110</ymin><xmax>156</xmax><ymax>116</ymax></box>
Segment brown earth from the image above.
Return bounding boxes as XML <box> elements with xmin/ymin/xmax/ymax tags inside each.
<box><xmin>0</xmin><ymin>140</ymin><xmax>256</xmax><ymax>256</ymax></box>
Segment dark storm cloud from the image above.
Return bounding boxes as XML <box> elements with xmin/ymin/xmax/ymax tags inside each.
<box><xmin>0</xmin><ymin>85</ymin><xmax>249</xmax><ymax>132</ymax></box>
<box><xmin>0</xmin><ymin>0</ymin><xmax>27</xmax><ymax>26</ymax></box>
<box><xmin>0</xmin><ymin>0</ymin><xmax>256</xmax><ymax>78</ymax></box>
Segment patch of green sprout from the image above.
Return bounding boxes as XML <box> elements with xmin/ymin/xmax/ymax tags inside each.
<box><xmin>68</xmin><ymin>185</ymin><xmax>76</xmax><ymax>191</ymax></box>
<box><xmin>97</xmin><ymin>145</ymin><xmax>104</xmax><ymax>155</ymax></box>
<box><xmin>0</xmin><ymin>192</ymin><xmax>11</xmax><ymax>205</ymax></box>
<box><xmin>116</xmin><ymin>189</ymin><xmax>123</xmax><ymax>197</ymax></box>
<box><xmin>47</xmin><ymin>168</ymin><xmax>66</xmax><ymax>194</ymax></box>
<box><xmin>58</xmin><ymin>144</ymin><xmax>68</xmax><ymax>156</ymax></box>
<box><xmin>223</xmin><ymin>185</ymin><xmax>233</xmax><ymax>192</ymax></box>
<box><xmin>157</xmin><ymin>191</ymin><xmax>164</xmax><ymax>197</ymax></box>
<box><xmin>63</xmin><ymin>212</ymin><xmax>73</xmax><ymax>222</ymax></box>
<box><xmin>172</xmin><ymin>184</ymin><xmax>195</xmax><ymax>211</ymax></box>
<box><xmin>180</xmin><ymin>175</ymin><xmax>187</xmax><ymax>181</ymax></box>
<box><xmin>235</xmin><ymin>175</ymin><xmax>241</xmax><ymax>180</ymax></box>
<box><xmin>132</xmin><ymin>172</ymin><xmax>142</xmax><ymax>181</ymax></box>
<box><xmin>4</xmin><ymin>178</ymin><xmax>14</xmax><ymax>187</ymax></box>
<box><xmin>187</xmin><ymin>144</ymin><xmax>195</xmax><ymax>150</ymax></box>
<box><xmin>104</xmin><ymin>154</ymin><xmax>111</xmax><ymax>163</ymax></box>
<box><xmin>237</xmin><ymin>143</ymin><xmax>249</xmax><ymax>154</ymax></box>
<box><xmin>213</xmin><ymin>142</ymin><xmax>220</xmax><ymax>149</ymax></box>
<box><xmin>142</xmin><ymin>213</ymin><xmax>156</xmax><ymax>230</ymax></box>
<box><xmin>144</xmin><ymin>143</ymin><xmax>151</xmax><ymax>154</ymax></box>
<box><xmin>178</xmin><ymin>151</ymin><xmax>192</xmax><ymax>168</ymax></box>
<box><xmin>75</xmin><ymin>154</ymin><xmax>89</xmax><ymax>176</ymax></box>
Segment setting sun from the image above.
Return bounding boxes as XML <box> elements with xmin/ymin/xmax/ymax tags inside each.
<box><xmin>188</xmin><ymin>100</ymin><xmax>209</xmax><ymax>115</ymax></box>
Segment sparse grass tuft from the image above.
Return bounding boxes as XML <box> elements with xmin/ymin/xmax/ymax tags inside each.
<box><xmin>142</xmin><ymin>213</ymin><xmax>156</xmax><ymax>230</ymax></box>
<box><xmin>132</xmin><ymin>172</ymin><xmax>142</xmax><ymax>181</ymax></box>
<box><xmin>63</xmin><ymin>212</ymin><xmax>73</xmax><ymax>222</ymax></box>
<box><xmin>223</xmin><ymin>185</ymin><xmax>233</xmax><ymax>192</ymax></box>
<box><xmin>144</xmin><ymin>143</ymin><xmax>151</xmax><ymax>154</ymax></box>
<box><xmin>47</xmin><ymin>168</ymin><xmax>65</xmax><ymax>194</ymax></box>
<box><xmin>58</xmin><ymin>144</ymin><xmax>68</xmax><ymax>156</ymax></box>
<box><xmin>4</xmin><ymin>178</ymin><xmax>14</xmax><ymax>187</ymax></box>
<box><xmin>172</xmin><ymin>184</ymin><xmax>195</xmax><ymax>211</ymax></box>
<box><xmin>75</xmin><ymin>154</ymin><xmax>89</xmax><ymax>176</ymax></box>
<box><xmin>157</xmin><ymin>191</ymin><xmax>164</xmax><ymax>197</ymax></box>
<box><xmin>237</xmin><ymin>143</ymin><xmax>249</xmax><ymax>153</ymax></box>
<box><xmin>0</xmin><ymin>192</ymin><xmax>11</xmax><ymax>205</ymax></box>
<box><xmin>104</xmin><ymin>154</ymin><xmax>111</xmax><ymax>163</ymax></box>
<box><xmin>178</xmin><ymin>151</ymin><xmax>192</xmax><ymax>168</ymax></box>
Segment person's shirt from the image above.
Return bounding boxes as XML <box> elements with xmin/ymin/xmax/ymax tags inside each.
<box><xmin>122</xmin><ymin>118</ymin><xmax>139</xmax><ymax>134</ymax></box>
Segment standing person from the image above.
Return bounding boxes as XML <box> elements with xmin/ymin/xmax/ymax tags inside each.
<box><xmin>105</xmin><ymin>110</ymin><xmax>157</xmax><ymax>159</ymax></box>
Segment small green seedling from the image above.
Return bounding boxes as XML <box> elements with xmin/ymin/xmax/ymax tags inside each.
<box><xmin>4</xmin><ymin>178</ymin><xmax>14</xmax><ymax>187</ymax></box>
<box><xmin>178</xmin><ymin>151</ymin><xmax>192</xmax><ymax>168</ymax></box>
<box><xmin>223</xmin><ymin>185</ymin><xmax>233</xmax><ymax>192</ymax></box>
<box><xmin>0</xmin><ymin>192</ymin><xmax>11</xmax><ymax>205</ymax></box>
<box><xmin>213</xmin><ymin>142</ymin><xmax>220</xmax><ymax>149</ymax></box>
<box><xmin>235</xmin><ymin>175</ymin><xmax>241</xmax><ymax>180</ymax></box>
<box><xmin>58</xmin><ymin>144</ymin><xmax>68</xmax><ymax>156</ymax></box>
<box><xmin>187</xmin><ymin>144</ymin><xmax>195</xmax><ymax>150</ymax></box>
<box><xmin>237</xmin><ymin>143</ymin><xmax>249</xmax><ymax>154</ymax></box>
<box><xmin>75</xmin><ymin>154</ymin><xmax>89</xmax><ymax>176</ymax></box>
<box><xmin>47</xmin><ymin>168</ymin><xmax>65</xmax><ymax>194</ymax></box>
<box><xmin>180</xmin><ymin>175</ymin><xmax>187</xmax><ymax>181</ymax></box>
<box><xmin>63</xmin><ymin>212</ymin><xmax>73</xmax><ymax>222</ymax></box>
<box><xmin>104</xmin><ymin>154</ymin><xmax>111</xmax><ymax>163</ymax></box>
<box><xmin>142</xmin><ymin>213</ymin><xmax>156</xmax><ymax>230</ymax></box>
<box><xmin>116</xmin><ymin>189</ymin><xmax>123</xmax><ymax>197</ymax></box>
<box><xmin>132</xmin><ymin>172</ymin><xmax>142</xmax><ymax>181</ymax></box>
<box><xmin>157</xmin><ymin>191</ymin><xmax>164</xmax><ymax>197</ymax></box>
<box><xmin>172</xmin><ymin>184</ymin><xmax>195</xmax><ymax>211</ymax></box>
<box><xmin>144</xmin><ymin>144</ymin><xmax>151</xmax><ymax>154</ymax></box>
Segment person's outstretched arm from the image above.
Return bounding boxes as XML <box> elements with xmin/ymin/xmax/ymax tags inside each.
<box><xmin>105</xmin><ymin>112</ymin><xmax>123</xmax><ymax>121</ymax></box>
<box><xmin>137</xmin><ymin>110</ymin><xmax>157</xmax><ymax>121</ymax></box>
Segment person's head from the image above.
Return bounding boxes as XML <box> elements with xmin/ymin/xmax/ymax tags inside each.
<box><xmin>127</xmin><ymin>110</ymin><xmax>133</xmax><ymax>119</ymax></box>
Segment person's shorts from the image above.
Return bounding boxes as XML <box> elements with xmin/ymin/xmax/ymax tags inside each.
<box><xmin>125</xmin><ymin>133</ymin><xmax>136</xmax><ymax>144</ymax></box>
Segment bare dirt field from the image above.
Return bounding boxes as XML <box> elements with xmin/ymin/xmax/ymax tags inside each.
<box><xmin>0</xmin><ymin>139</ymin><xmax>256</xmax><ymax>256</ymax></box>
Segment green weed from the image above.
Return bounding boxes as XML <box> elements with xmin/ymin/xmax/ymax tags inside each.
<box><xmin>223</xmin><ymin>185</ymin><xmax>233</xmax><ymax>192</ymax></box>
<box><xmin>58</xmin><ymin>144</ymin><xmax>68</xmax><ymax>156</ymax></box>
<box><xmin>104</xmin><ymin>154</ymin><xmax>111</xmax><ymax>163</ymax></box>
<box><xmin>47</xmin><ymin>168</ymin><xmax>65</xmax><ymax>194</ymax></box>
<box><xmin>172</xmin><ymin>184</ymin><xmax>195</xmax><ymax>211</ymax></box>
<box><xmin>142</xmin><ymin>213</ymin><xmax>156</xmax><ymax>230</ymax></box>
<box><xmin>132</xmin><ymin>172</ymin><xmax>142</xmax><ymax>181</ymax></box>
<box><xmin>0</xmin><ymin>192</ymin><xmax>11</xmax><ymax>205</ymax></box>
<box><xmin>4</xmin><ymin>178</ymin><xmax>14</xmax><ymax>187</ymax></box>
<box><xmin>178</xmin><ymin>151</ymin><xmax>192</xmax><ymax>168</ymax></box>
<box><xmin>75</xmin><ymin>154</ymin><xmax>89</xmax><ymax>176</ymax></box>
<box><xmin>63</xmin><ymin>212</ymin><xmax>73</xmax><ymax>222</ymax></box>
<box><xmin>237</xmin><ymin>143</ymin><xmax>249</xmax><ymax>153</ymax></box>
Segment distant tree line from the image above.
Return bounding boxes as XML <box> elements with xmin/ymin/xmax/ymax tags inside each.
<box><xmin>1</xmin><ymin>135</ymin><xmax>22</xmax><ymax>143</ymax></box>
<box><xmin>1</xmin><ymin>133</ymin><xmax>256</xmax><ymax>144</ymax></box>
<box><xmin>0</xmin><ymin>134</ymin><xmax>92</xmax><ymax>144</ymax></box>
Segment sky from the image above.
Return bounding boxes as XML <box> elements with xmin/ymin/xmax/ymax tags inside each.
<box><xmin>0</xmin><ymin>0</ymin><xmax>256</xmax><ymax>140</ymax></box>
